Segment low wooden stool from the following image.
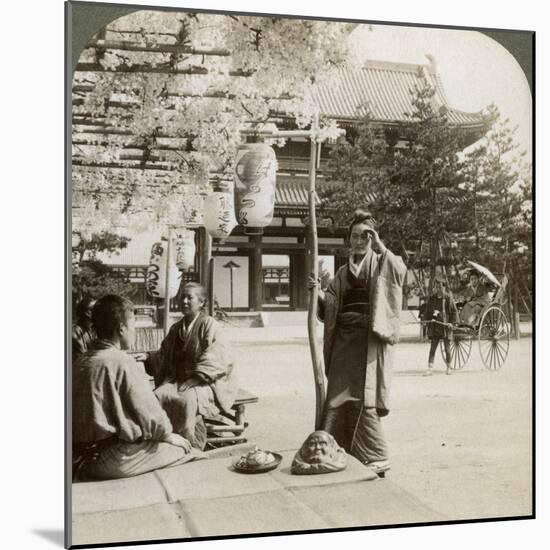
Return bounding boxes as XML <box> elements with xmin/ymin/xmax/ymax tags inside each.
<box><xmin>205</xmin><ymin>388</ymin><xmax>258</xmax><ymax>448</ymax></box>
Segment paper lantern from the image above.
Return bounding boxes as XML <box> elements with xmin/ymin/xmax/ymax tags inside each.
<box><xmin>204</xmin><ymin>179</ymin><xmax>237</xmax><ymax>244</ymax></box>
<box><xmin>234</xmin><ymin>143</ymin><xmax>278</xmax><ymax>235</ymax></box>
<box><xmin>146</xmin><ymin>241</ymin><xmax>180</xmax><ymax>299</ymax></box>
<box><xmin>175</xmin><ymin>231</ymin><xmax>196</xmax><ymax>271</ymax></box>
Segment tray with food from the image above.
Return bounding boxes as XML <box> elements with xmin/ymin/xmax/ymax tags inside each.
<box><xmin>232</xmin><ymin>446</ymin><xmax>282</xmax><ymax>474</ymax></box>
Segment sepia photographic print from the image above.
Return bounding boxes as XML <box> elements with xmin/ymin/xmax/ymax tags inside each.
<box><xmin>65</xmin><ymin>1</ymin><xmax>534</xmax><ymax>547</ymax></box>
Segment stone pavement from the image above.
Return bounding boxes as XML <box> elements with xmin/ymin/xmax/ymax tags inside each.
<box><xmin>71</xmin><ymin>320</ymin><xmax>532</xmax><ymax>546</ymax></box>
<box><xmin>71</xmin><ymin>449</ymin><xmax>443</xmax><ymax>546</ymax></box>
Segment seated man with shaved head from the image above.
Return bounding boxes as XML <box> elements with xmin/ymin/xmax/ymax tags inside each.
<box><xmin>72</xmin><ymin>295</ymin><xmax>201</xmax><ymax>480</ymax></box>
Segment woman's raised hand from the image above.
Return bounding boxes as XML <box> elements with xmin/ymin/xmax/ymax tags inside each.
<box><xmin>365</xmin><ymin>228</ymin><xmax>386</xmax><ymax>254</ymax></box>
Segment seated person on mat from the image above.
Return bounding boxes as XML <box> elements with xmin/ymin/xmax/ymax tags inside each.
<box><xmin>459</xmin><ymin>271</ymin><xmax>491</xmax><ymax>327</ymax></box>
<box><xmin>72</xmin><ymin>296</ymin><xmax>97</xmax><ymax>363</ymax></box>
<box><xmin>73</xmin><ymin>294</ymin><xmax>199</xmax><ymax>481</ymax></box>
<box><xmin>151</xmin><ymin>282</ymin><xmax>237</xmax><ymax>451</ymax></box>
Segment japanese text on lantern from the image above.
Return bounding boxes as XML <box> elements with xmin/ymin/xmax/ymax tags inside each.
<box><xmin>234</xmin><ymin>143</ymin><xmax>278</xmax><ymax>233</ymax></box>
<box><xmin>146</xmin><ymin>241</ymin><xmax>179</xmax><ymax>299</ymax></box>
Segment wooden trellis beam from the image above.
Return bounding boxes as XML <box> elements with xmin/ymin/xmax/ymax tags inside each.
<box><xmin>72</xmin><ymin>91</ymin><xmax>238</xmax><ymax>103</ymax></box>
<box><xmin>73</xmin><ymin>117</ymin><xmax>125</xmax><ymax>127</ymax></box>
<box><xmin>117</xmin><ymin>153</ymin><xmax>176</xmax><ymax>162</ymax></box>
<box><xmin>73</xmin><ymin>182</ymin><xmax>188</xmax><ymax>191</ymax></box>
<box><xmin>72</xmin><ymin>99</ymin><xmax>142</xmax><ymax>109</ymax></box>
<box><xmin>72</xmin><ymin>84</ymin><xmax>138</xmax><ymax>94</ymax></box>
<box><xmin>86</xmin><ymin>39</ymin><xmax>231</xmax><ymax>57</ymax></box>
<box><xmin>72</xmin><ymin>127</ymin><xmax>183</xmax><ymax>138</ymax></box>
<box><xmin>72</xmin><ymin>140</ymin><xmax>188</xmax><ymax>152</ymax></box>
<box><xmin>76</xmin><ymin>62</ymin><xmax>208</xmax><ymax>74</ymax></box>
<box><xmin>75</xmin><ymin>62</ymin><xmax>253</xmax><ymax>77</ymax></box>
<box><xmin>72</xmin><ymin>84</ymin><xmax>292</xmax><ymax>102</ymax></box>
<box><xmin>72</xmin><ymin>160</ymin><xmax>179</xmax><ymax>171</ymax></box>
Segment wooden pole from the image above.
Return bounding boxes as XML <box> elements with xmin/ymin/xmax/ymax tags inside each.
<box><xmin>208</xmin><ymin>257</ymin><xmax>215</xmax><ymax>317</ymax></box>
<box><xmin>198</xmin><ymin>227</ymin><xmax>215</xmax><ymax>316</ymax></box>
<box><xmin>513</xmin><ymin>281</ymin><xmax>521</xmax><ymax>340</ymax></box>
<box><xmin>519</xmin><ymin>278</ymin><xmax>532</xmax><ymax>316</ymax></box>
<box><xmin>85</xmin><ymin>39</ymin><xmax>231</xmax><ymax>56</ymax></box>
<box><xmin>206</xmin><ymin>235</ymin><xmax>214</xmax><ymax>317</ymax></box>
<box><xmin>507</xmin><ymin>283</ymin><xmax>514</xmax><ymax>336</ymax></box>
<box><xmin>307</xmin><ymin>122</ymin><xmax>326</xmax><ymax>430</ymax></box>
<box><xmin>229</xmin><ymin>267</ymin><xmax>234</xmax><ymax>310</ymax></box>
<box><xmin>236</xmin><ymin>122</ymin><xmax>343</xmax><ymax>430</ymax></box>
<box><xmin>163</xmin><ymin>226</ymin><xmax>173</xmax><ymax>337</ymax></box>
<box><xmin>200</xmin><ymin>228</ymin><xmax>211</xmax><ymax>289</ymax></box>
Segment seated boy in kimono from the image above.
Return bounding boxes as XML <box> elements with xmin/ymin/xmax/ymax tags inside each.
<box><xmin>73</xmin><ymin>294</ymin><xmax>199</xmax><ymax>481</ymax></box>
<box><xmin>152</xmin><ymin>282</ymin><xmax>237</xmax><ymax>450</ymax></box>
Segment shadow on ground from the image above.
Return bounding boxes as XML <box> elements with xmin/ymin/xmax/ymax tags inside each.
<box><xmin>32</xmin><ymin>529</ymin><xmax>64</xmax><ymax>547</ymax></box>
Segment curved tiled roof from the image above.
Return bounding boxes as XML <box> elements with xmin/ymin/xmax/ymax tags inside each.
<box><xmin>275</xmin><ymin>177</ymin><xmax>321</xmax><ymax>208</ymax></box>
<box><xmin>314</xmin><ymin>60</ymin><xmax>486</xmax><ymax>127</ymax></box>
<box><xmin>274</xmin><ymin>176</ymin><xmax>379</xmax><ymax>212</ymax></box>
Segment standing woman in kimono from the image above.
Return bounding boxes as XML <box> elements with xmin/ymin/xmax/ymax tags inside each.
<box><xmin>308</xmin><ymin>210</ymin><xmax>406</xmax><ymax>475</ymax></box>
<box><xmin>152</xmin><ymin>282</ymin><xmax>237</xmax><ymax>450</ymax></box>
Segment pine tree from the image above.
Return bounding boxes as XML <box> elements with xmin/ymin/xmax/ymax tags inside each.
<box><xmin>461</xmin><ymin>109</ymin><xmax>532</xmax><ymax>309</ymax></box>
<box><xmin>72</xmin><ymin>231</ymin><xmax>134</xmax><ymax>305</ymax></box>
<box><xmin>325</xmin><ymin>73</ymin><xmax>473</xmax><ymax>294</ymax></box>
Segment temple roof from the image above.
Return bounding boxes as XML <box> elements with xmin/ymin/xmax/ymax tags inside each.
<box><xmin>275</xmin><ymin>177</ymin><xmax>321</xmax><ymax>209</ymax></box>
<box><xmin>274</xmin><ymin>176</ymin><xmax>376</xmax><ymax>215</ymax></box>
<box><xmin>313</xmin><ymin>60</ymin><xmax>487</xmax><ymax>128</ymax></box>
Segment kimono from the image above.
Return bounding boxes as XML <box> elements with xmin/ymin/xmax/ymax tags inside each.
<box><xmin>425</xmin><ymin>293</ymin><xmax>458</xmax><ymax>339</ymax></box>
<box><xmin>318</xmin><ymin>248</ymin><xmax>406</xmax><ymax>464</ymax></box>
<box><xmin>425</xmin><ymin>293</ymin><xmax>458</xmax><ymax>366</ymax></box>
<box><xmin>72</xmin><ymin>340</ymin><xmax>197</xmax><ymax>480</ymax></box>
<box><xmin>460</xmin><ymin>282</ymin><xmax>490</xmax><ymax>326</ymax></box>
<box><xmin>72</xmin><ymin>323</ymin><xmax>96</xmax><ymax>363</ymax></box>
<box><xmin>153</xmin><ymin>312</ymin><xmax>237</xmax><ymax>450</ymax></box>
<box><xmin>463</xmin><ymin>282</ymin><xmax>488</xmax><ymax>302</ymax></box>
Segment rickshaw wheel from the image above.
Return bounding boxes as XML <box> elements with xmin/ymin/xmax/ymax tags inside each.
<box><xmin>478</xmin><ymin>305</ymin><xmax>510</xmax><ymax>370</ymax></box>
<box><xmin>440</xmin><ymin>330</ymin><xmax>472</xmax><ymax>370</ymax></box>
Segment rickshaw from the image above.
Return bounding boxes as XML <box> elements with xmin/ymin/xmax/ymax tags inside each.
<box><xmin>433</xmin><ymin>261</ymin><xmax>511</xmax><ymax>371</ymax></box>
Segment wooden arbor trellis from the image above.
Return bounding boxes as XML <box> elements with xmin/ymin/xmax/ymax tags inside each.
<box><xmin>72</xmin><ymin>12</ymin><xmax>353</xmax><ymax>226</ymax></box>
<box><xmin>73</xmin><ymin>24</ymin><xmax>239</xmax><ymax>228</ymax></box>
<box><xmin>71</xmin><ymin>10</ymin><xmax>357</xmax><ymax>429</ymax></box>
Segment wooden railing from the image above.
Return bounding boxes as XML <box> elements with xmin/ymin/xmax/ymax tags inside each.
<box><xmin>131</xmin><ymin>327</ymin><xmax>165</xmax><ymax>353</ymax></box>
<box><xmin>276</xmin><ymin>156</ymin><xmax>330</xmax><ymax>173</ymax></box>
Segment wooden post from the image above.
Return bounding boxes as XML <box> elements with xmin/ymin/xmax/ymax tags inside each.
<box><xmin>163</xmin><ymin>226</ymin><xmax>173</xmax><ymax>337</ymax></box>
<box><xmin>252</xmin><ymin>235</ymin><xmax>263</xmax><ymax>310</ymax></box>
<box><xmin>223</xmin><ymin>260</ymin><xmax>240</xmax><ymax>311</ymax></box>
<box><xmin>199</xmin><ymin>228</ymin><xmax>215</xmax><ymax>316</ymax></box>
<box><xmin>519</xmin><ymin>277</ymin><xmax>532</xmax><ymax>315</ymax></box>
<box><xmin>229</xmin><ymin>267</ymin><xmax>234</xmax><ymax>310</ymax></box>
<box><xmin>200</xmin><ymin>227</ymin><xmax>212</xmax><ymax>290</ymax></box>
<box><xmin>307</xmin><ymin>126</ymin><xmax>326</xmax><ymax>430</ymax></box>
<box><xmin>506</xmin><ymin>283</ymin><xmax>514</xmax><ymax>337</ymax></box>
<box><xmin>513</xmin><ymin>281</ymin><xmax>521</xmax><ymax>339</ymax></box>
<box><xmin>208</xmin><ymin>256</ymin><xmax>214</xmax><ymax>317</ymax></box>
<box><xmin>236</xmin><ymin>122</ymin><xmax>344</xmax><ymax>429</ymax></box>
